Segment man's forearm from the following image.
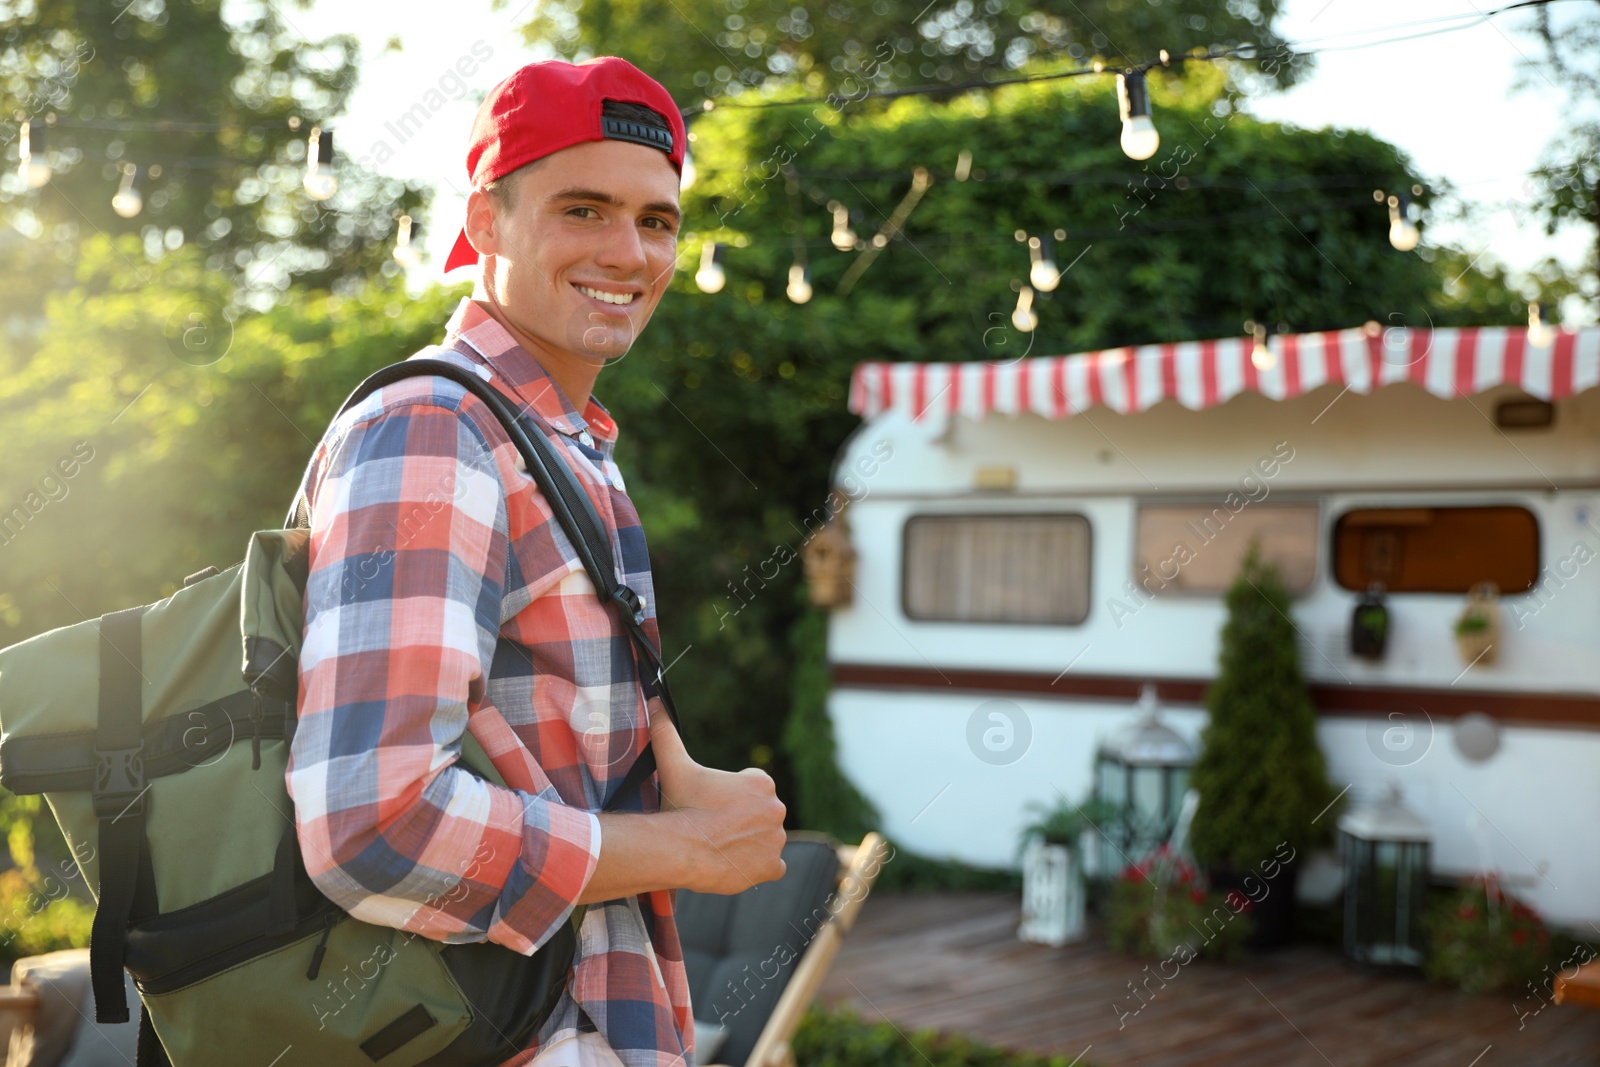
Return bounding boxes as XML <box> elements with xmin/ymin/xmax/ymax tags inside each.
<box><xmin>577</xmin><ymin>810</ymin><xmax>699</xmax><ymax>903</ymax></box>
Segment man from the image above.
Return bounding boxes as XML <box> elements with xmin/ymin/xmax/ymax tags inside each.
<box><xmin>287</xmin><ymin>58</ymin><xmax>787</xmax><ymax>1067</ymax></box>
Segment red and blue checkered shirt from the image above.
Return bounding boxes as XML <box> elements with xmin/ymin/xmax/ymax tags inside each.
<box><xmin>287</xmin><ymin>297</ymin><xmax>694</xmax><ymax>1066</ymax></box>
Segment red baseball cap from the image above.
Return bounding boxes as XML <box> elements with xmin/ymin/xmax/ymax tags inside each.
<box><xmin>444</xmin><ymin>57</ymin><xmax>686</xmax><ymax>272</ymax></box>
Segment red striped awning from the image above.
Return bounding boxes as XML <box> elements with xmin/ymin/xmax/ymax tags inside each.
<box><xmin>847</xmin><ymin>325</ymin><xmax>1600</xmax><ymax>423</ymax></box>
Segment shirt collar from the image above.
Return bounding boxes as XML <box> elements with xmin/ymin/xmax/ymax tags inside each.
<box><xmin>441</xmin><ymin>297</ymin><xmax>619</xmax><ymax>444</ymax></box>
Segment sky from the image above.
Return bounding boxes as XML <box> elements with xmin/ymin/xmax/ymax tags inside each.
<box><xmin>289</xmin><ymin>0</ymin><xmax>1595</xmax><ymax>323</ymax></box>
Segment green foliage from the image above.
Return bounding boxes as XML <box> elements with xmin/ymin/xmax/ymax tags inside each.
<box><xmin>1103</xmin><ymin>846</ymin><xmax>1251</xmax><ymax>962</ymax></box>
<box><xmin>873</xmin><ymin>848</ymin><xmax>1021</xmax><ymax>894</ymax></box>
<box><xmin>518</xmin><ymin>0</ymin><xmax>1304</xmax><ymax>104</ymax></box>
<box><xmin>1017</xmin><ymin>795</ymin><xmax>1118</xmax><ymax>852</ymax></box>
<box><xmin>0</xmin><ymin>794</ymin><xmax>94</xmax><ymax>968</ymax></box>
<box><xmin>792</xmin><ymin>1004</ymin><xmax>1082</xmax><ymax>1067</ymax></box>
<box><xmin>1188</xmin><ymin>546</ymin><xmax>1336</xmax><ymax>871</ymax></box>
<box><xmin>1425</xmin><ymin>877</ymin><xmax>1552</xmax><ymax>996</ymax></box>
<box><xmin>783</xmin><ymin>609</ymin><xmax>879</xmax><ymax>840</ymax></box>
<box><xmin>1454</xmin><ymin>613</ymin><xmax>1491</xmax><ymax>636</ymax></box>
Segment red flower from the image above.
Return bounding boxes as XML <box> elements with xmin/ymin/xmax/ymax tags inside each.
<box><xmin>1225</xmin><ymin>890</ymin><xmax>1255</xmax><ymax>913</ymax></box>
<box><xmin>1458</xmin><ymin>903</ymin><xmax>1477</xmax><ymax>921</ymax></box>
<box><xmin>1512</xmin><ymin>929</ymin><xmax>1527</xmax><ymax>946</ymax></box>
<box><xmin>1189</xmin><ymin>888</ymin><xmax>1205</xmax><ymax>904</ymax></box>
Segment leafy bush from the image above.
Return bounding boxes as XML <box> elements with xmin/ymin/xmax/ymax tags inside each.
<box><xmin>1104</xmin><ymin>846</ymin><xmax>1251</xmax><ymax>962</ymax></box>
<box><xmin>793</xmin><ymin>1004</ymin><xmax>1084</xmax><ymax>1067</ymax></box>
<box><xmin>1425</xmin><ymin>876</ymin><xmax>1552</xmax><ymax>994</ymax></box>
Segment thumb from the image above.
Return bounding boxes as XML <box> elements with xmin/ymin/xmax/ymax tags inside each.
<box><xmin>647</xmin><ymin>701</ymin><xmax>692</xmax><ymax>768</ymax></box>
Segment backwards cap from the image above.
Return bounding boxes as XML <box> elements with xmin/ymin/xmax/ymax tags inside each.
<box><xmin>444</xmin><ymin>57</ymin><xmax>685</xmax><ymax>272</ymax></box>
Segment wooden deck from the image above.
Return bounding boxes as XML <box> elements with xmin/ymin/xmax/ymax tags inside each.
<box><xmin>817</xmin><ymin>892</ymin><xmax>1600</xmax><ymax>1067</ymax></box>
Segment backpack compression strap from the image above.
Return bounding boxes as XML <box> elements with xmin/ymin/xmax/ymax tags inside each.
<box><xmin>89</xmin><ymin>605</ymin><xmax>161</xmax><ymax>1023</ymax></box>
<box><xmin>304</xmin><ymin>357</ymin><xmax>681</xmax><ymax>809</ymax></box>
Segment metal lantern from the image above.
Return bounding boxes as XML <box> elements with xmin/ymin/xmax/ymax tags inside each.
<box><xmin>1339</xmin><ymin>784</ymin><xmax>1431</xmax><ymax>966</ymax></box>
<box><xmin>1094</xmin><ymin>684</ymin><xmax>1196</xmax><ymax>875</ymax></box>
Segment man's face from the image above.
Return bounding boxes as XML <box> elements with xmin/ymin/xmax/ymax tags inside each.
<box><xmin>465</xmin><ymin>139</ymin><xmax>681</xmax><ymax>371</ymax></box>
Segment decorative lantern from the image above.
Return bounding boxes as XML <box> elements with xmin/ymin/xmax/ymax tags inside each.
<box><xmin>1339</xmin><ymin>784</ymin><xmax>1431</xmax><ymax>966</ymax></box>
<box><xmin>1094</xmin><ymin>684</ymin><xmax>1196</xmax><ymax>876</ymax></box>
<box><xmin>801</xmin><ymin>519</ymin><xmax>856</xmax><ymax>607</ymax></box>
<box><xmin>1019</xmin><ymin>838</ymin><xmax>1086</xmax><ymax>946</ymax></box>
<box><xmin>1350</xmin><ymin>582</ymin><xmax>1389</xmax><ymax>659</ymax></box>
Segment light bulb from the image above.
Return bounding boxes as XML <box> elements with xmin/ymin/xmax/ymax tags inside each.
<box><xmin>111</xmin><ymin>189</ymin><xmax>143</xmax><ymax>218</ymax></box>
<box><xmin>1011</xmin><ymin>286</ymin><xmax>1038</xmax><ymax>333</ymax></box>
<box><xmin>1251</xmin><ymin>338</ymin><xmax>1276</xmax><ymax>371</ymax></box>
<box><xmin>17</xmin><ymin>121</ymin><xmax>50</xmax><ymax>189</ymax></box>
<box><xmin>1028</xmin><ymin>236</ymin><xmax>1060</xmax><ymax>292</ymax></box>
<box><xmin>694</xmin><ymin>242</ymin><xmax>725</xmax><ymax>293</ymax></box>
<box><xmin>1527</xmin><ymin>302</ymin><xmax>1554</xmax><ymax>348</ymax></box>
<box><xmin>111</xmin><ymin>163</ymin><xmax>143</xmax><ymax>218</ymax></box>
<box><xmin>829</xmin><ymin>201</ymin><xmax>856</xmax><ymax>252</ymax></box>
<box><xmin>786</xmin><ymin>262</ymin><xmax>812</xmax><ymax>304</ymax></box>
<box><xmin>304</xmin><ymin>126</ymin><xmax>338</xmax><ymax>200</ymax></box>
<box><xmin>393</xmin><ymin>214</ymin><xmax>422</xmax><ymax>269</ymax></box>
<box><xmin>303</xmin><ymin>165</ymin><xmax>338</xmax><ymax>201</ymax></box>
<box><xmin>1117</xmin><ymin>71</ymin><xmax>1160</xmax><ymax>161</ymax></box>
<box><xmin>1386</xmin><ymin>195</ymin><xmax>1419</xmax><ymax>252</ymax></box>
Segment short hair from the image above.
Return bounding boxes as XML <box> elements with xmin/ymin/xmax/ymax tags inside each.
<box><xmin>483</xmin><ymin>99</ymin><xmax>674</xmax><ymax>210</ymax></box>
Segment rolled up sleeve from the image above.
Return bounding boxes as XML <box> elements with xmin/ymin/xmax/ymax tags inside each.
<box><xmin>287</xmin><ymin>394</ymin><xmax>601</xmax><ymax>954</ymax></box>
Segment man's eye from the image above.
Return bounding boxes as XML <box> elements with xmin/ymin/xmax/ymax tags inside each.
<box><xmin>568</xmin><ymin>206</ymin><xmax>599</xmax><ymax>219</ymax></box>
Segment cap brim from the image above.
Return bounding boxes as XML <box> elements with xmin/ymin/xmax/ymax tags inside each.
<box><xmin>443</xmin><ymin>227</ymin><xmax>479</xmax><ymax>272</ymax></box>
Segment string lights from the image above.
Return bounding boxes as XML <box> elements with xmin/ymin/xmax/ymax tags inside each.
<box><xmin>303</xmin><ymin>125</ymin><xmax>338</xmax><ymax>201</ymax></box>
<box><xmin>828</xmin><ymin>201</ymin><xmax>858</xmax><ymax>252</ymax></box>
<box><xmin>1116</xmin><ymin>69</ymin><xmax>1160</xmax><ymax>161</ymax></box>
<box><xmin>1375</xmin><ymin>186</ymin><xmax>1423</xmax><ymax>252</ymax></box>
<box><xmin>1527</xmin><ymin>302</ymin><xmax>1554</xmax><ymax>348</ymax></box>
<box><xmin>786</xmin><ymin>261</ymin><xmax>813</xmax><ymax>304</ymax></box>
<box><xmin>1012</xmin><ymin>285</ymin><xmax>1039</xmax><ymax>333</ymax></box>
<box><xmin>1245</xmin><ymin>319</ymin><xmax>1276</xmax><ymax>370</ymax></box>
<box><xmin>393</xmin><ymin>214</ymin><xmax>422</xmax><ymax>269</ymax></box>
<box><xmin>110</xmin><ymin>162</ymin><xmax>143</xmax><ymax>218</ymax></box>
<box><xmin>694</xmin><ymin>242</ymin><xmax>726</xmax><ymax>293</ymax></box>
<box><xmin>17</xmin><ymin>119</ymin><xmax>52</xmax><ymax>189</ymax></box>
<box><xmin>1018</xmin><ymin>228</ymin><xmax>1068</xmax><ymax>292</ymax></box>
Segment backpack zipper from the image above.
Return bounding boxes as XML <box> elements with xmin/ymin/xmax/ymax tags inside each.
<box><xmin>306</xmin><ymin>909</ymin><xmax>339</xmax><ymax>980</ymax></box>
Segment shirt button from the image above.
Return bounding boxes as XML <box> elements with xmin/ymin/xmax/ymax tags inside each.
<box><xmin>579</xmin><ymin>430</ymin><xmax>594</xmax><ymax>448</ymax></box>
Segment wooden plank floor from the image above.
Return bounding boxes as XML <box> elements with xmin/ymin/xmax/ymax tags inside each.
<box><xmin>816</xmin><ymin>892</ymin><xmax>1600</xmax><ymax>1067</ymax></box>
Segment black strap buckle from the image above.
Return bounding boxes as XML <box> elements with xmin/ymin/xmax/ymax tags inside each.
<box><xmin>92</xmin><ymin>745</ymin><xmax>146</xmax><ymax>819</ymax></box>
<box><xmin>610</xmin><ymin>586</ymin><xmax>646</xmax><ymax>626</ymax></box>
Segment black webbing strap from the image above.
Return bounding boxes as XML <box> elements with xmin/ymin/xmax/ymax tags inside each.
<box><xmin>138</xmin><ymin>1005</ymin><xmax>171</xmax><ymax>1066</ymax></box>
<box><xmin>306</xmin><ymin>357</ymin><xmax>682</xmax><ymax>812</ymax></box>
<box><xmin>90</xmin><ymin>606</ymin><xmax>159</xmax><ymax>1024</ymax></box>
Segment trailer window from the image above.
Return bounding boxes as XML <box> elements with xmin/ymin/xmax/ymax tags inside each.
<box><xmin>1333</xmin><ymin>506</ymin><xmax>1539</xmax><ymax>594</ymax></box>
<box><xmin>1135</xmin><ymin>504</ymin><xmax>1319</xmax><ymax>595</ymax></box>
<box><xmin>903</xmin><ymin>514</ymin><xmax>1091</xmax><ymax>624</ymax></box>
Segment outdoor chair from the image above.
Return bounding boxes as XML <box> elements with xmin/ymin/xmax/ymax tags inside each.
<box><xmin>679</xmin><ymin>831</ymin><xmax>889</xmax><ymax>1067</ymax></box>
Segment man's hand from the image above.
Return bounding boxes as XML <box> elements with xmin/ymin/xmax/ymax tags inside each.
<box><xmin>577</xmin><ymin>702</ymin><xmax>789</xmax><ymax>904</ymax></box>
<box><xmin>649</xmin><ymin>701</ymin><xmax>788</xmax><ymax>894</ymax></box>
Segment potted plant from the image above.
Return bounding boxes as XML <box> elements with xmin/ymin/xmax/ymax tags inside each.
<box><xmin>1016</xmin><ymin>796</ymin><xmax>1116</xmax><ymax>946</ymax></box>
<box><xmin>1425</xmin><ymin>874</ymin><xmax>1550</xmax><ymax>994</ymax></box>
<box><xmin>1104</xmin><ymin>845</ymin><xmax>1252</xmax><ymax>962</ymax></box>
<box><xmin>1454</xmin><ymin>582</ymin><xmax>1501</xmax><ymax>666</ymax></box>
<box><xmin>1350</xmin><ymin>582</ymin><xmax>1389</xmax><ymax>659</ymax></box>
<box><xmin>1189</xmin><ymin>545</ymin><xmax>1339</xmax><ymax>949</ymax></box>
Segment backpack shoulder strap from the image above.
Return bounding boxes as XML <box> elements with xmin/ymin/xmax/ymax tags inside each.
<box><xmin>293</xmin><ymin>356</ymin><xmax>679</xmax><ymax>810</ymax></box>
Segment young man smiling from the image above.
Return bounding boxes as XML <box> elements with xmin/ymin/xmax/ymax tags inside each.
<box><xmin>288</xmin><ymin>59</ymin><xmax>787</xmax><ymax>1067</ymax></box>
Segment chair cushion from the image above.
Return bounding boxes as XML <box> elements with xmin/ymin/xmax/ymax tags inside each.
<box><xmin>679</xmin><ymin>835</ymin><xmax>840</xmax><ymax>1067</ymax></box>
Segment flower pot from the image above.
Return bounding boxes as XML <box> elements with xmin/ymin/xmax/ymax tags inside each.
<box><xmin>1208</xmin><ymin>861</ymin><xmax>1299</xmax><ymax>950</ymax></box>
<box><xmin>1019</xmin><ymin>842</ymin><xmax>1085</xmax><ymax>946</ymax></box>
<box><xmin>1453</xmin><ymin>582</ymin><xmax>1500</xmax><ymax>668</ymax></box>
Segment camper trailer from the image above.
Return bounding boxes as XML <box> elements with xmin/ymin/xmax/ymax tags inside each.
<box><xmin>825</xmin><ymin>324</ymin><xmax>1600</xmax><ymax>927</ymax></box>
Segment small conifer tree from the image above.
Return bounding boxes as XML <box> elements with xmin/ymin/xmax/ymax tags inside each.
<box><xmin>1189</xmin><ymin>545</ymin><xmax>1337</xmax><ymax>871</ymax></box>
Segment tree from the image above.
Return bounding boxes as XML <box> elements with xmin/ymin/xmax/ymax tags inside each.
<box><xmin>516</xmin><ymin>0</ymin><xmax>1306</xmax><ymax>104</ymax></box>
<box><xmin>1188</xmin><ymin>547</ymin><xmax>1335</xmax><ymax>872</ymax></box>
<box><xmin>0</xmin><ymin>0</ymin><xmax>427</xmax><ymax>309</ymax></box>
<box><xmin>1518</xmin><ymin>1</ymin><xmax>1599</xmax><ymax>302</ymax></box>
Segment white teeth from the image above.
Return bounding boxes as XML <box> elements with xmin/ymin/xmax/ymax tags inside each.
<box><xmin>577</xmin><ymin>285</ymin><xmax>636</xmax><ymax>305</ymax></box>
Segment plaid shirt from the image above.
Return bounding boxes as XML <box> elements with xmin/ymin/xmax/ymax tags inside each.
<box><xmin>288</xmin><ymin>297</ymin><xmax>693</xmax><ymax>1067</ymax></box>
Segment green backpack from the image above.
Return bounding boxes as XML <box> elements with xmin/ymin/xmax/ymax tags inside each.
<box><xmin>0</xmin><ymin>357</ymin><xmax>678</xmax><ymax>1066</ymax></box>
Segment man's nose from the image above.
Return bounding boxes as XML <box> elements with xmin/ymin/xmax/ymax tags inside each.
<box><xmin>595</xmin><ymin>218</ymin><xmax>649</xmax><ymax>274</ymax></box>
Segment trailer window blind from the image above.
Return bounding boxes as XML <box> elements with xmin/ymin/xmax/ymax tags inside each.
<box><xmin>902</xmin><ymin>514</ymin><xmax>1091</xmax><ymax>624</ymax></box>
<box><xmin>1333</xmin><ymin>506</ymin><xmax>1539</xmax><ymax>594</ymax></box>
<box><xmin>1134</xmin><ymin>504</ymin><xmax>1319</xmax><ymax>595</ymax></box>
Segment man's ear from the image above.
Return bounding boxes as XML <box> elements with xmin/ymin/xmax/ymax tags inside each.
<box><xmin>463</xmin><ymin>187</ymin><xmax>499</xmax><ymax>260</ymax></box>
